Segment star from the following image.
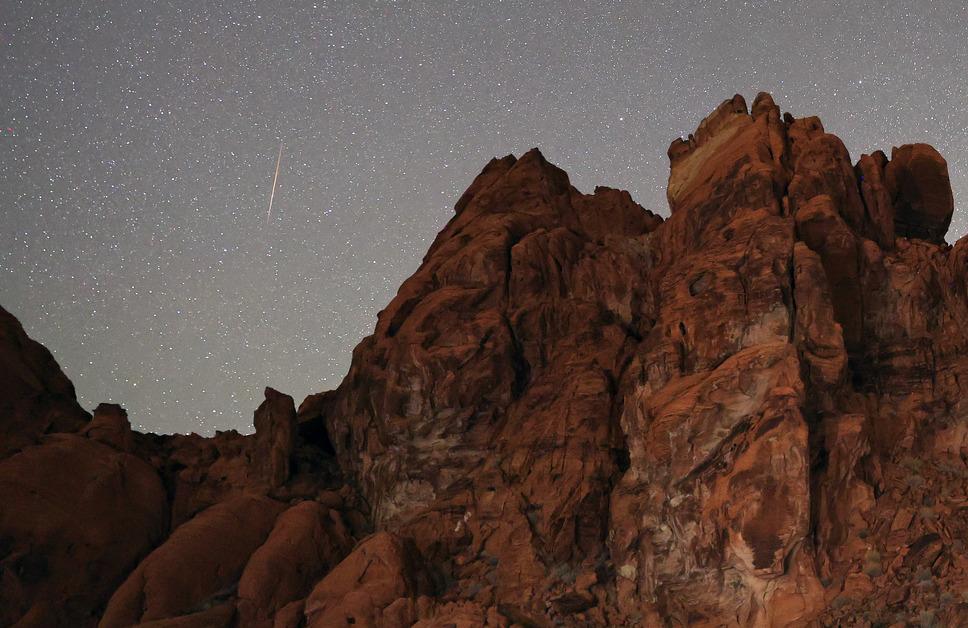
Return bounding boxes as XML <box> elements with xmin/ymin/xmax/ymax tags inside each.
<box><xmin>1</xmin><ymin>1</ymin><xmax>964</xmax><ymax>434</ymax></box>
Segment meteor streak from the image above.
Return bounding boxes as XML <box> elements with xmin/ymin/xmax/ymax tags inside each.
<box><xmin>266</xmin><ymin>142</ymin><xmax>283</xmax><ymax>225</ymax></box>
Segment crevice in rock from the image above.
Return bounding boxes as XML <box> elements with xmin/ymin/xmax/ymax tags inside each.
<box><xmin>387</xmin><ymin>296</ymin><xmax>420</xmax><ymax>338</ymax></box>
<box><xmin>805</xmin><ymin>406</ymin><xmax>830</xmax><ymax>550</ymax></box>
<box><xmin>785</xmin><ymin>244</ymin><xmax>797</xmax><ymax>343</ymax></box>
<box><xmin>298</xmin><ymin>416</ymin><xmax>337</xmax><ymax>456</ymax></box>
<box><xmin>676</xmin><ymin>416</ymin><xmax>752</xmax><ymax>488</ymax></box>
<box><xmin>502</xmin><ymin>314</ymin><xmax>531</xmax><ymax>401</ymax></box>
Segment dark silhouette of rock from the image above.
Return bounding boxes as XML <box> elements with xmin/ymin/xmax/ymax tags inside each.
<box><xmin>0</xmin><ymin>434</ymin><xmax>168</xmax><ymax>627</ymax></box>
<box><xmin>885</xmin><ymin>143</ymin><xmax>955</xmax><ymax>242</ymax></box>
<box><xmin>0</xmin><ymin>93</ymin><xmax>966</xmax><ymax>627</ymax></box>
<box><xmin>253</xmin><ymin>387</ymin><xmax>297</xmax><ymax>489</ymax></box>
<box><xmin>80</xmin><ymin>403</ymin><xmax>135</xmax><ymax>451</ymax></box>
<box><xmin>0</xmin><ymin>304</ymin><xmax>90</xmax><ymax>459</ymax></box>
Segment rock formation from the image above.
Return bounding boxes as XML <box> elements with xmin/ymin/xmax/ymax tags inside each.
<box><xmin>0</xmin><ymin>93</ymin><xmax>965</xmax><ymax>627</ymax></box>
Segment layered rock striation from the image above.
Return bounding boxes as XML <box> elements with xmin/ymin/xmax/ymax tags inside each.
<box><xmin>0</xmin><ymin>93</ymin><xmax>965</xmax><ymax>627</ymax></box>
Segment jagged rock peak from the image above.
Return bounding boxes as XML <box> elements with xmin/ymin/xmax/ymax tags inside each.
<box><xmin>666</xmin><ymin>91</ymin><xmax>957</xmax><ymax>244</ymax></box>
<box><xmin>667</xmin><ymin>93</ymin><xmax>748</xmax><ymax>163</ymax></box>
<box><xmin>80</xmin><ymin>403</ymin><xmax>134</xmax><ymax>451</ymax></box>
<box><xmin>254</xmin><ymin>387</ymin><xmax>298</xmax><ymax>488</ymax></box>
<box><xmin>0</xmin><ymin>94</ymin><xmax>966</xmax><ymax>627</ymax></box>
<box><xmin>453</xmin><ymin>153</ymin><xmax>517</xmax><ymax>213</ymax></box>
<box><xmin>751</xmin><ymin>91</ymin><xmax>780</xmax><ymax>120</ymax></box>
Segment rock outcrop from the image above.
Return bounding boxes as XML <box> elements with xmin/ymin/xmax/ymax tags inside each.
<box><xmin>253</xmin><ymin>387</ymin><xmax>298</xmax><ymax>489</ymax></box>
<box><xmin>0</xmin><ymin>93</ymin><xmax>965</xmax><ymax>627</ymax></box>
<box><xmin>0</xmin><ymin>305</ymin><xmax>90</xmax><ymax>458</ymax></box>
<box><xmin>237</xmin><ymin>501</ymin><xmax>353</xmax><ymax>628</ymax></box>
<box><xmin>0</xmin><ymin>433</ymin><xmax>168</xmax><ymax>626</ymax></box>
<box><xmin>885</xmin><ymin>143</ymin><xmax>955</xmax><ymax>243</ymax></box>
<box><xmin>99</xmin><ymin>495</ymin><xmax>285</xmax><ymax>627</ymax></box>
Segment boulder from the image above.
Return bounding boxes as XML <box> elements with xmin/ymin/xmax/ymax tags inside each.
<box><xmin>304</xmin><ymin>532</ymin><xmax>433</xmax><ymax>628</ymax></box>
<box><xmin>237</xmin><ymin>501</ymin><xmax>354</xmax><ymax>627</ymax></box>
<box><xmin>885</xmin><ymin>143</ymin><xmax>955</xmax><ymax>242</ymax></box>
<box><xmin>99</xmin><ymin>495</ymin><xmax>284</xmax><ymax>627</ymax></box>
<box><xmin>0</xmin><ymin>435</ymin><xmax>168</xmax><ymax>626</ymax></box>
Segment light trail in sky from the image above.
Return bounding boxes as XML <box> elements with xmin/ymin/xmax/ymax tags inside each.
<box><xmin>266</xmin><ymin>142</ymin><xmax>283</xmax><ymax>225</ymax></box>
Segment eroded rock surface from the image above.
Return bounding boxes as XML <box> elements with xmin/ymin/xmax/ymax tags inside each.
<box><xmin>304</xmin><ymin>531</ymin><xmax>434</xmax><ymax>627</ymax></box>
<box><xmin>317</xmin><ymin>92</ymin><xmax>966</xmax><ymax>626</ymax></box>
<box><xmin>0</xmin><ymin>93</ymin><xmax>965</xmax><ymax>626</ymax></box>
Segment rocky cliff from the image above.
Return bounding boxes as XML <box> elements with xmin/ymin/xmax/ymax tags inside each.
<box><xmin>1</xmin><ymin>93</ymin><xmax>966</xmax><ymax>627</ymax></box>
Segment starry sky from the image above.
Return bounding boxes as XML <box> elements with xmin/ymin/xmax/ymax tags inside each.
<box><xmin>2</xmin><ymin>1</ymin><xmax>966</xmax><ymax>435</ymax></box>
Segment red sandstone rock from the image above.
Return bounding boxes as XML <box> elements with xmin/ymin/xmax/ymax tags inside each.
<box><xmin>856</xmin><ymin>150</ymin><xmax>895</xmax><ymax>248</ymax></box>
<box><xmin>304</xmin><ymin>531</ymin><xmax>433</xmax><ymax>627</ymax></box>
<box><xmin>237</xmin><ymin>501</ymin><xmax>354</xmax><ymax>627</ymax></box>
<box><xmin>99</xmin><ymin>495</ymin><xmax>285</xmax><ymax>627</ymax></box>
<box><xmin>0</xmin><ymin>434</ymin><xmax>168</xmax><ymax>627</ymax></box>
<box><xmin>885</xmin><ymin>143</ymin><xmax>955</xmax><ymax>243</ymax></box>
<box><xmin>157</xmin><ymin>428</ymin><xmax>261</xmax><ymax>527</ymax></box>
<box><xmin>133</xmin><ymin>389</ymin><xmax>344</xmax><ymax>531</ymax></box>
<box><xmin>254</xmin><ymin>387</ymin><xmax>298</xmax><ymax>489</ymax></box>
<box><xmin>1</xmin><ymin>93</ymin><xmax>966</xmax><ymax>627</ymax></box>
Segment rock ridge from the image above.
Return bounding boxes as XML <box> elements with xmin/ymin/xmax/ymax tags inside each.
<box><xmin>0</xmin><ymin>92</ymin><xmax>965</xmax><ymax>627</ymax></box>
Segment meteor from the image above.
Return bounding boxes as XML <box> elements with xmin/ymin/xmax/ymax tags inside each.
<box><xmin>266</xmin><ymin>142</ymin><xmax>283</xmax><ymax>225</ymax></box>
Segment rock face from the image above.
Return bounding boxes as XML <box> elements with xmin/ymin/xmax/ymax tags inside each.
<box><xmin>253</xmin><ymin>387</ymin><xmax>298</xmax><ymax>489</ymax></box>
<box><xmin>237</xmin><ymin>501</ymin><xmax>353</xmax><ymax>627</ymax></box>
<box><xmin>304</xmin><ymin>531</ymin><xmax>434</xmax><ymax>627</ymax></box>
<box><xmin>0</xmin><ymin>93</ymin><xmax>966</xmax><ymax>627</ymax></box>
<box><xmin>885</xmin><ymin>143</ymin><xmax>955</xmax><ymax>243</ymax></box>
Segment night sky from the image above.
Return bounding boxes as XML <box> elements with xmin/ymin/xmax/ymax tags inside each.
<box><xmin>2</xmin><ymin>1</ymin><xmax>966</xmax><ymax>434</ymax></box>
